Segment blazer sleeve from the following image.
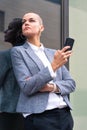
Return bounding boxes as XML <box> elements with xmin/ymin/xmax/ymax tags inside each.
<box><xmin>54</xmin><ymin>65</ymin><xmax>76</xmax><ymax>95</ymax></box>
<box><xmin>11</xmin><ymin>47</ymin><xmax>53</xmax><ymax>96</ymax></box>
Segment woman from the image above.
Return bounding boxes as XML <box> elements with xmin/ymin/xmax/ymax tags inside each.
<box><xmin>11</xmin><ymin>12</ymin><xmax>76</xmax><ymax>130</ymax></box>
<box><xmin>0</xmin><ymin>18</ymin><xmax>26</xmax><ymax>130</ymax></box>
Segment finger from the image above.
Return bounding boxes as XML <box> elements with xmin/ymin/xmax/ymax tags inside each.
<box><xmin>61</xmin><ymin>46</ymin><xmax>71</xmax><ymax>52</ymax></box>
<box><xmin>65</xmin><ymin>50</ymin><xmax>72</xmax><ymax>55</ymax></box>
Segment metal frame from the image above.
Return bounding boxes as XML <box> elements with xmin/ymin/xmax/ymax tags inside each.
<box><xmin>61</xmin><ymin>0</ymin><xmax>69</xmax><ymax>48</ymax></box>
<box><xmin>61</xmin><ymin>0</ymin><xmax>69</xmax><ymax>68</ymax></box>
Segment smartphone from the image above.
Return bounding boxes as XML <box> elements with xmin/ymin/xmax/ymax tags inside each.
<box><xmin>64</xmin><ymin>37</ymin><xmax>75</xmax><ymax>51</ymax></box>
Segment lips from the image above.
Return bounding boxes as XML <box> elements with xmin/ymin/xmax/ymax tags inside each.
<box><xmin>24</xmin><ymin>26</ymin><xmax>31</xmax><ymax>31</ymax></box>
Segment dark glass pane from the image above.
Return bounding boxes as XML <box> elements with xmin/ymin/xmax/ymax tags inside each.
<box><xmin>0</xmin><ymin>10</ymin><xmax>5</xmax><ymax>32</ymax></box>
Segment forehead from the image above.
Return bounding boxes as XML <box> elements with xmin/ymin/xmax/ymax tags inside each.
<box><xmin>23</xmin><ymin>13</ymin><xmax>39</xmax><ymax>20</ymax></box>
<box><xmin>23</xmin><ymin>13</ymin><xmax>42</xmax><ymax>24</ymax></box>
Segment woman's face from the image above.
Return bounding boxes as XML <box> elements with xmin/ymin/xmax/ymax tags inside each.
<box><xmin>4</xmin><ymin>22</ymin><xmax>16</xmax><ymax>43</ymax></box>
<box><xmin>22</xmin><ymin>13</ymin><xmax>44</xmax><ymax>38</ymax></box>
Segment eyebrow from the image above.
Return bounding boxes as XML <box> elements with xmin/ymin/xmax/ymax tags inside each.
<box><xmin>23</xmin><ymin>17</ymin><xmax>36</xmax><ymax>20</ymax></box>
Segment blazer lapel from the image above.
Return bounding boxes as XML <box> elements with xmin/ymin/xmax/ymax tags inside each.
<box><xmin>23</xmin><ymin>42</ymin><xmax>45</xmax><ymax>70</ymax></box>
<box><xmin>44</xmin><ymin>48</ymin><xmax>54</xmax><ymax>63</ymax></box>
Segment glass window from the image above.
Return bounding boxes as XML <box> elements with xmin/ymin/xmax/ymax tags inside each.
<box><xmin>0</xmin><ymin>0</ymin><xmax>68</xmax><ymax>51</ymax></box>
<box><xmin>0</xmin><ymin>10</ymin><xmax>5</xmax><ymax>32</ymax></box>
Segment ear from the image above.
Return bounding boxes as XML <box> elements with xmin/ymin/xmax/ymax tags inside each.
<box><xmin>40</xmin><ymin>25</ymin><xmax>44</xmax><ymax>32</ymax></box>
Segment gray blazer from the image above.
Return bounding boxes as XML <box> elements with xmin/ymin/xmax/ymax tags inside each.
<box><xmin>0</xmin><ymin>49</ymin><xmax>20</xmax><ymax>112</ymax></box>
<box><xmin>11</xmin><ymin>42</ymin><xmax>76</xmax><ymax>114</ymax></box>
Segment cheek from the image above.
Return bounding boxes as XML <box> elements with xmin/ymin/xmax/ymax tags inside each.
<box><xmin>22</xmin><ymin>26</ymin><xmax>24</xmax><ymax>32</ymax></box>
<box><xmin>33</xmin><ymin>26</ymin><xmax>40</xmax><ymax>33</ymax></box>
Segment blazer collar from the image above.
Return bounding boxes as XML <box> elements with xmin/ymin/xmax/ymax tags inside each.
<box><xmin>23</xmin><ymin>42</ymin><xmax>45</xmax><ymax>70</ymax></box>
<box><xmin>23</xmin><ymin>42</ymin><xmax>30</xmax><ymax>49</ymax></box>
<box><xmin>23</xmin><ymin>42</ymin><xmax>54</xmax><ymax>70</ymax></box>
<box><xmin>44</xmin><ymin>48</ymin><xmax>54</xmax><ymax>63</ymax></box>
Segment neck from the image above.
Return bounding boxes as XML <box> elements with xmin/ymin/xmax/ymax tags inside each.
<box><xmin>27</xmin><ymin>37</ymin><xmax>41</xmax><ymax>47</ymax></box>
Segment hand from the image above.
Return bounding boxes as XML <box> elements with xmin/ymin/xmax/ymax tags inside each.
<box><xmin>39</xmin><ymin>83</ymin><xmax>59</xmax><ymax>93</ymax></box>
<box><xmin>51</xmin><ymin>46</ymin><xmax>72</xmax><ymax>71</ymax></box>
<box><xmin>39</xmin><ymin>84</ymin><xmax>53</xmax><ymax>92</ymax></box>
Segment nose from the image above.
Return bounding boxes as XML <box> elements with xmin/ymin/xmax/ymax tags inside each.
<box><xmin>4</xmin><ymin>29</ymin><xmax>8</xmax><ymax>33</ymax></box>
<box><xmin>24</xmin><ymin>20</ymin><xmax>30</xmax><ymax>26</ymax></box>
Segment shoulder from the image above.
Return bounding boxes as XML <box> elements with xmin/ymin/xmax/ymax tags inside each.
<box><xmin>0</xmin><ymin>49</ymin><xmax>10</xmax><ymax>55</ymax></box>
<box><xmin>45</xmin><ymin>47</ymin><xmax>56</xmax><ymax>54</ymax></box>
<box><xmin>11</xmin><ymin>43</ymin><xmax>27</xmax><ymax>59</ymax></box>
<box><xmin>45</xmin><ymin>47</ymin><xmax>56</xmax><ymax>52</ymax></box>
<box><xmin>11</xmin><ymin>42</ymin><xmax>27</xmax><ymax>52</ymax></box>
<box><xmin>0</xmin><ymin>49</ymin><xmax>11</xmax><ymax>68</ymax></box>
<box><xmin>11</xmin><ymin>45</ymin><xmax>23</xmax><ymax>51</ymax></box>
<box><xmin>0</xmin><ymin>49</ymin><xmax>11</xmax><ymax>60</ymax></box>
<box><xmin>11</xmin><ymin>45</ymin><xmax>24</xmax><ymax>56</ymax></box>
<box><xmin>45</xmin><ymin>47</ymin><xmax>56</xmax><ymax>53</ymax></box>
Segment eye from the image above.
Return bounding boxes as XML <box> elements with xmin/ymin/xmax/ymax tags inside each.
<box><xmin>29</xmin><ymin>18</ymin><xmax>36</xmax><ymax>22</ymax></box>
<box><xmin>22</xmin><ymin>19</ymin><xmax>26</xmax><ymax>24</ymax></box>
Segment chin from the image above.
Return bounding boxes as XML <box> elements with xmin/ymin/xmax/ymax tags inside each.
<box><xmin>23</xmin><ymin>31</ymin><xmax>32</xmax><ymax>36</ymax></box>
<box><xmin>4</xmin><ymin>38</ymin><xmax>9</xmax><ymax>42</ymax></box>
<box><xmin>4</xmin><ymin>39</ymin><xmax>7</xmax><ymax>42</ymax></box>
